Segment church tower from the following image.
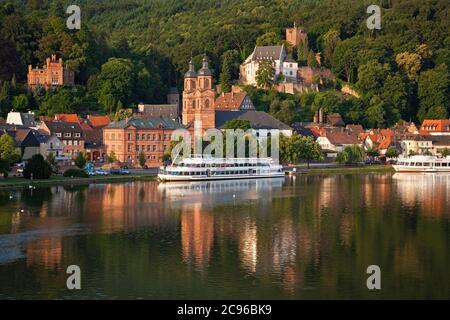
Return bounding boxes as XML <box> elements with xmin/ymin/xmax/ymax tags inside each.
<box><xmin>182</xmin><ymin>55</ymin><xmax>216</xmax><ymax>131</ymax></box>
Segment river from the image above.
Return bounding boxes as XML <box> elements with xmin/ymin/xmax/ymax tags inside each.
<box><xmin>0</xmin><ymin>173</ymin><xmax>449</xmax><ymax>299</ymax></box>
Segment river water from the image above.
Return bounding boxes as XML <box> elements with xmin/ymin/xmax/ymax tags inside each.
<box><xmin>0</xmin><ymin>173</ymin><xmax>449</xmax><ymax>299</ymax></box>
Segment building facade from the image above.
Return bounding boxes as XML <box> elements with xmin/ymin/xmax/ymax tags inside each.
<box><xmin>103</xmin><ymin>117</ymin><xmax>185</xmax><ymax>167</ymax></box>
<box><xmin>27</xmin><ymin>55</ymin><xmax>75</xmax><ymax>90</ymax></box>
<box><xmin>240</xmin><ymin>45</ymin><xmax>299</xmax><ymax>86</ymax></box>
<box><xmin>39</xmin><ymin>121</ymin><xmax>85</xmax><ymax>157</ymax></box>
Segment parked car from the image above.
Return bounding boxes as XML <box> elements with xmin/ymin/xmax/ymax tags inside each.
<box><xmin>119</xmin><ymin>169</ymin><xmax>130</xmax><ymax>175</ymax></box>
<box><xmin>95</xmin><ymin>169</ymin><xmax>109</xmax><ymax>176</ymax></box>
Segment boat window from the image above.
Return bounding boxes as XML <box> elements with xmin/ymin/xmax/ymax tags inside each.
<box><xmin>442</xmin><ymin>163</ymin><xmax>448</xmax><ymax>167</ymax></box>
<box><xmin>415</xmin><ymin>163</ymin><xmax>422</xmax><ymax>166</ymax></box>
<box><xmin>423</xmin><ymin>163</ymin><xmax>430</xmax><ymax>166</ymax></box>
<box><xmin>436</xmin><ymin>163</ymin><xmax>441</xmax><ymax>167</ymax></box>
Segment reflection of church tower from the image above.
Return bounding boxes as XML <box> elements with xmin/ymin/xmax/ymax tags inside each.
<box><xmin>182</xmin><ymin>55</ymin><xmax>216</xmax><ymax>131</ymax></box>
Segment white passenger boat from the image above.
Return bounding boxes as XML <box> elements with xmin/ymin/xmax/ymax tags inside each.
<box><xmin>158</xmin><ymin>157</ymin><xmax>284</xmax><ymax>181</ymax></box>
<box><xmin>392</xmin><ymin>155</ymin><xmax>450</xmax><ymax>172</ymax></box>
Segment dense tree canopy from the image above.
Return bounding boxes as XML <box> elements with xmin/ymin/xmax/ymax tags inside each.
<box><xmin>0</xmin><ymin>0</ymin><xmax>448</xmax><ymax>127</ymax></box>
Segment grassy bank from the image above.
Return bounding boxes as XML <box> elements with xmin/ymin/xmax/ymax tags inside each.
<box><xmin>291</xmin><ymin>165</ymin><xmax>394</xmax><ymax>175</ymax></box>
<box><xmin>0</xmin><ymin>174</ymin><xmax>156</xmax><ymax>189</ymax></box>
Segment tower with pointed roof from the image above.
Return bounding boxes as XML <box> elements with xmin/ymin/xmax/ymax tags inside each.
<box><xmin>182</xmin><ymin>55</ymin><xmax>216</xmax><ymax>131</ymax></box>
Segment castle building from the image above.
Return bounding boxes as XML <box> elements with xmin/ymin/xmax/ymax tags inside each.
<box><xmin>239</xmin><ymin>44</ymin><xmax>298</xmax><ymax>86</ymax></box>
<box><xmin>27</xmin><ymin>55</ymin><xmax>75</xmax><ymax>90</ymax></box>
<box><xmin>182</xmin><ymin>56</ymin><xmax>216</xmax><ymax>131</ymax></box>
<box><xmin>286</xmin><ymin>23</ymin><xmax>307</xmax><ymax>47</ymax></box>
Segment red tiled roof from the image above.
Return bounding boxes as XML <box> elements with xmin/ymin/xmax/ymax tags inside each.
<box><xmin>55</xmin><ymin>114</ymin><xmax>79</xmax><ymax>123</ymax></box>
<box><xmin>326</xmin><ymin>131</ymin><xmax>360</xmax><ymax>145</ymax></box>
<box><xmin>80</xmin><ymin>122</ymin><xmax>93</xmax><ymax>131</ymax></box>
<box><xmin>380</xmin><ymin>128</ymin><xmax>395</xmax><ymax>137</ymax></box>
<box><xmin>88</xmin><ymin>115</ymin><xmax>111</xmax><ymax>128</ymax></box>
<box><xmin>214</xmin><ymin>92</ymin><xmax>247</xmax><ymax>111</ymax></box>
<box><xmin>421</xmin><ymin>119</ymin><xmax>450</xmax><ymax>132</ymax></box>
<box><xmin>378</xmin><ymin>137</ymin><xmax>392</xmax><ymax>150</ymax></box>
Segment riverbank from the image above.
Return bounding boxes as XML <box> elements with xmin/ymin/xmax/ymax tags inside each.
<box><xmin>0</xmin><ymin>174</ymin><xmax>157</xmax><ymax>189</ymax></box>
<box><xmin>287</xmin><ymin>164</ymin><xmax>394</xmax><ymax>175</ymax></box>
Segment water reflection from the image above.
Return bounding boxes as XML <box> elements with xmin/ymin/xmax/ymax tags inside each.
<box><xmin>0</xmin><ymin>174</ymin><xmax>449</xmax><ymax>299</ymax></box>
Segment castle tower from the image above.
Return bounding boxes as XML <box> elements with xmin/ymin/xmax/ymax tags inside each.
<box><xmin>182</xmin><ymin>55</ymin><xmax>216</xmax><ymax>131</ymax></box>
<box><xmin>286</xmin><ymin>23</ymin><xmax>307</xmax><ymax>47</ymax></box>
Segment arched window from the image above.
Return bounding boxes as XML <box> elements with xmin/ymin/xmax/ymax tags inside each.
<box><xmin>204</xmin><ymin>79</ymin><xmax>210</xmax><ymax>88</ymax></box>
<box><xmin>204</xmin><ymin>99</ymin><xmax>210</xmax><ymax>108</ymax></box>
<box><xmin>192</xmin><ymin>100</ymin><xmax>196</xmax><ymax>109</ymax></box>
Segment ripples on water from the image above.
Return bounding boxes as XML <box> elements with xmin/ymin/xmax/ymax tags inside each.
<box><xmin>0</xmin><ymin>174</ymin><xmax>449</xmax><ymax>299</ymax></box>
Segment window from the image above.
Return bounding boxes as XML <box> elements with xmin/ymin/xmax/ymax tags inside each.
<box><xmin>74</xmin><ymin>133</ymin><xmax>81</xmax><ymax>138</ymax></box>
<box><xmin>128</xmin><ymin>144</ymin><xmax>131</xmax><ymax>152</ymax></box>
<box><xmin>153</xmin><ymin>145</ymin><xmax>156</xmax><ymax>151</ymax></box>
<box><xmin>74</xmin><ymin>140</ymin><xmax>78</xmax><ymax>146</ymax></box>
<box><xmin>136</xmin><ymin>134</ymin><xmax>139</xmax><ymax>140</ymax></box>
<box><xmin>128</xmin><ymin>133</ymin><xmax>132</xmax><ymax>140</ymax></box>
<box><xmin>111</xmin><ymin>134</ymin><xmax>115</xmax><ymax>140</ymax></box>
<box><xmin>192</xmin><ymin>100</ymin><xmax>196</xmax><ymax>109</ymax></box>
<box><xmin>204</xmin><ymin>99</ymin><xmax>210</xmax><ymax>108</ymax></box>
<box><xmin>147</xmin><ymin>145</ymin><xmax>151</xmax><ymax>152</ymax></box>
<box><xmin>142</xmin><ymin>134</ymin><xmax>146</xmax><ymax>140</ymax></box>
<box><xmin>56</xmin><ymin>133</ymin><xmax>62</xmax><ymax>137</ymax></box>
<box><xmin>64</xmin><ymin>133</ymin><xmax>71</xmax><ymax>138</ymax></box>
<box><xmin>147</xmin><ymin>134</ymin><xmax>151</xmax><ymax>140</ymax></box>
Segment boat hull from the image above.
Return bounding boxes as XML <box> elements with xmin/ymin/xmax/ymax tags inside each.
<box><xmin>392</xmin><ymin>165</ymin><xmax>450</xmax><ymax>173</ymax></box>
<box><xmin>158</xmin><ymin>172</ymin><xmax>285</xmax><ymax>182</ymax></box>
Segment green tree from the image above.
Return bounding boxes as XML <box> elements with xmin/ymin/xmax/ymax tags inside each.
<box><xmin>356</xmin><ymin>60</ymin><xmax>390</xmax><ymax>97</ymax></box>
<box><xmin>256</xmin><ymin>60</ymin><xmax>275</xmax><ymax>88</ymax></box>
<box><xmin>307</xmin><ymin>50</ymin><xmax>318</xmax><ymax>68</ymax></box>
<box><xmin>336</xmin><ymin>145</ymin><xmax>365</xmax><ymax>165</ymax></box>
<box><xmin>107</xmin><ymin>151</ymin><xmax>117</xmax><ymax>166</ymax></box>
<box><xmin>0</xmin><ymin>134</ymin><xmax>19</xmax><ymax>164</ymax></box>
<box><xmin>46</xmin><ymin>152</ymin><xmax>59</xmax><ymax>174</ymax></box>
<box><xmin>332</xmin><ymin>37</ymin><xmax>364</xmax><ymax>83</ymax></box>
<box><xmin>396</xmin><ymin>52</ymin><xmax>422</xmax><ymax>81</ymax></box>
<box><xmin>114</xmin><ymin>108</ymin><xmax>133</xmax><ymax>121</ymax></box>
<box><xmin>23</xmin><ymin>154</ymin><xmax>52</xmax><ymax>180</ymax></box>
<box><xmin>0</xmin><ymin>81</ymin><xmax>11</xmax><ymax>117</ymax></box>
<box><xmin>439</xmin><ymin>148</ymin><xmax>450</xmax><ymax>158</ymax></box>
<box><xmin>280</xmin><ymin>133</ymin><xmax>323</xmax><ymax>166</ymax></box>
<box><xmin>297</xmin><ymin>37</ymin><xmax>309</xmax><ymax>66</ymax></box>
<box><xmin>97</xmin><ymin>58</ymin><xmax>135</xmax><ymax>106</ymax></box>
<box><xmin>365</xmin><ymin>96</ymin><xmax>386</xmax><ymax>128</ymax></box>
<box><xmin>39</xmin><ymin>88</ymin><xmax>75</xmax><ymax>116</ymax></box>
<box><xmin>366</xmin><ymin>148</ymin><xmax>380</xmax><ymax>158</ymax></box>
<box><xmin>417</xmin><ymin>64</ymin><xmax>449</xmax><ymax>121</ymax></box>
<box><xmin>11</xmin><ymin>94</ymin><xmax>29</xmax><ymax>112</ymax></box>
<box><xmin>74</xmin><ymin>152</ymin><xmax>87</xmax><ymax>169</ymax></box>
<box><xmin>322</xmin><ymin>29</ymin><xmax>340</xmax><ymax>68</ymax></box>
<box><xmin>138</xmin><ymin>151</ymin><xmax>146</xmax><ymax>168</ymax></box>
<box><xmin>256</xmin><ymin>32</ymin><xmax>280</xmax><ymax>46</ymax></box>
<box><xmin>385</xmin><ymin>147</ymin><xmax>400</xmax><ymax>159</ymax></box>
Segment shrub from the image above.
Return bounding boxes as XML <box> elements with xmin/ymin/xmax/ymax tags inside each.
<box><xmin>63</xmin><ymin>169</ymin><xmax>89</xmax><ymax>178</ymax></box>
<box><xmin>23</xmin><ymin>154</ymin><xmax>52</xmax><ymax>180</ymax></box>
